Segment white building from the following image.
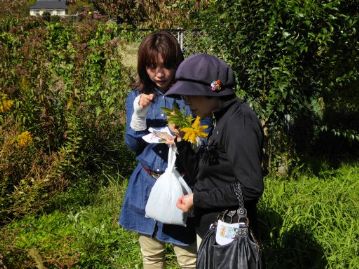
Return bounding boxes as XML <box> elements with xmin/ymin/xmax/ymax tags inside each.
<box><xmin>30</xmin><ymin>0</ymin><xmax>67</xmax><ymax>17</ymax></box>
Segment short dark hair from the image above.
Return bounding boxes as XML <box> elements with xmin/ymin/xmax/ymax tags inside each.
<box><xmin>135</xmin><ymin>31</ymin><xmax>183</xmax><ymax>93</ymax></box>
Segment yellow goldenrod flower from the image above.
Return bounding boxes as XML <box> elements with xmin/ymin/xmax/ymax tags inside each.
<box><xmin>162</xmin><ymin>104</ymin><xmax>193</xmax><ymax>128</ymax></box>
<box><xmin>17</xmin><ymin>131</ymin><xmax>33</xmax><ymax>148</ymax></box>
<box><xmin>162</xmin><ymin>105</ymin><xmax>208</xmax><ymax>145</ymax></box>
<box><xmin>181</xmin><ymin>116</ymin><xmax>208</xmax><ymax>144</ymax></box>
<box><xmin>0</xmin><ymin>99</ymin><xmax>14</xmax><ymax>113</ymax></box>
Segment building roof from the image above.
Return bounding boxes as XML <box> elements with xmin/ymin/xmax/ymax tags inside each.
<box><xmin>30</xmin><ymin>0</ymin><xmax>67</xmax><ymax>10</ymax></box>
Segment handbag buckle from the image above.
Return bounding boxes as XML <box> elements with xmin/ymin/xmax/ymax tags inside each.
<box><xmin>236</xmin><ymin>208</ymin><xmax>250</xmax><ymax>228</ymax></box>
<box><xmin>237</xmin><ymin>207</ymin><xmax>247</xmax><ymax>218</ymax></box>
<box><xmin>218</xmin><ymin>208</ymin><xmax>249</xmax><ymax>225</ymax></box>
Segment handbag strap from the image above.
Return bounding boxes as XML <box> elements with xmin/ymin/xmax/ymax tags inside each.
<box><xmin>216</xmin><ymin>182</ymin><xmax>249</xmax><ymax>229</ymax></box>
<box><xmin>233</xmin><ymin>182</ymin><xmax>244</xmax><ymax>208</ymax></box>
<box><xmin>233</xmin><ymin>182</ymin><xmax>247</xmax><ymax>219</ymax></box>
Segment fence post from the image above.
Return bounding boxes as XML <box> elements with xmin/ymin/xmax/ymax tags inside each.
<box><xmin>176</xmin><ymin>30</ymin><xmax>184</xmax><ymax>51</ymax></box>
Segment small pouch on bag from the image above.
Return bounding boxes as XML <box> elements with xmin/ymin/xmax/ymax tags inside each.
<box><xmin>145</xmin><ymin>144</ymin><xmax>192</xmax><ymax>226</ymax></box>
<box><xmin>215</xmin><ymin>219</ymin><xmax>240</xmax><ymax>245</ymax></box>
<box><xmin>215</xmin><ymin>207</ymin><xmax>249</xmax><ymax>245</ymax></box>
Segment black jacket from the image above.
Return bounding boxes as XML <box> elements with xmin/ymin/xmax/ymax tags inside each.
<box><xmin>176</xmin><ymin>97</ymin><xmax>264</xmax><ymax>237</ymax></box>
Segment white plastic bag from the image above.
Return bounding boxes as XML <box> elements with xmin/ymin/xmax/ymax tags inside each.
<box><xmin>145</xmin><ymin>144</ymin><xmax>192</xmax><ymax>226</ymax></box>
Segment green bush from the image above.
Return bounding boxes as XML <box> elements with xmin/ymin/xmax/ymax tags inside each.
<box><xmin>198</xmin><ymin>0</ymin><xmax>359</xmax><ymax>171</ymax></box>
<box><xmin>93</xmin><ymin>0</ymin><xmax>198</xmax><ymax>28</ymax></box>
<box><xmin>0</xmin><ymin>17</ymin><xmax>135</xmax><ymax>224</ymax></box>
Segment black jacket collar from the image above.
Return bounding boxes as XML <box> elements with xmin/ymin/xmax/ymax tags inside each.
<box><xmin>213</xmin><ymin>95</ymin><xmax>238</xmax><ymax>122</ymax></box>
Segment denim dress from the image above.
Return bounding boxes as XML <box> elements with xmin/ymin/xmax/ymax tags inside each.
<box><xmin>119</xmin><ymin>89</ymin><xmax>196</xmax><ymax>246</ymax></box>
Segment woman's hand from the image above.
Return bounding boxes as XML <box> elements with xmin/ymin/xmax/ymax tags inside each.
<box><xmin>176</xmin><ymin>194</ymin><xmax>194</xmax><ymax>212</ymax></box>
<box><xmin>131</xmin><ymin>94</ymin><xmax>154</xmax><ymax>131</ymax></box>
<box><xmin>139</xmin><ymin>93</ymin><xmax>155</xmax><ymax>108</ymax></box>
<box><xmin>165</xmin><ymin>123</ymin><xmax>183</xmax><ymax>145</ymax></box>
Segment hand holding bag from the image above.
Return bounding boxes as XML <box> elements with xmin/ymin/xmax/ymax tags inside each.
<box><xmin>197</xmin><ymin>183</ymin><xmax>262</xmax><ymax>269</ymax></box>
<box><xmin>145</xmin><ymin>144</ymin><xmax>192</xmax><ymax>226</ymax></box>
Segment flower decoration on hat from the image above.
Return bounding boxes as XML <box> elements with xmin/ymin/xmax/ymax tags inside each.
<box><xmin>210</xmin><ymin>80</ymin><xmax>223</xmax><ymax>92</ymax></box>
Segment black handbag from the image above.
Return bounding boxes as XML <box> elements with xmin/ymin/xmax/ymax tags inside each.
<box><xmin>196</xmin><ymin>183</ymin><xmax>262</xmax><ymax>269</ymax></box>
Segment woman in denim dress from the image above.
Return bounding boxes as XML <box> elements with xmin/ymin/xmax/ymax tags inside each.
<box><xmin>119</xmin><ymin>31</ymin><xmax>197</xmax><ymax>269</ymax></box>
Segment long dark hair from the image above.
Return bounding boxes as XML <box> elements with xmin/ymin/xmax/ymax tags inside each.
<box><xmin>134</xmin><ymin>31</ymin><xmax>183</xmax><ymax>93</ymax></box>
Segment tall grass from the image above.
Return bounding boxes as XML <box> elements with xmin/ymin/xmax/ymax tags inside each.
<box><xmin>259</xmin><ymin>164</ymin><xmax>359</xmax><ymax>269</ymax></box>
<box><xmin>0</xmin><ymin>174</ymin><xmax>181</xmax><ymax>268</ymax></box>
<box><xmin>0</xmin><ymin>164</ymin><xmax>358</xmax><ymax>268</ymax></box>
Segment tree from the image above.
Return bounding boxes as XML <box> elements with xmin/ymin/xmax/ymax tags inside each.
<box><xmin>92</xmin><ymin>0</ymin><xmax>200</xmax><ymax>28</ymax></box>
<box><xmin>198</xmin><ymin>0</ymin><xmax>359</xmax><ymax>171</ymax></box>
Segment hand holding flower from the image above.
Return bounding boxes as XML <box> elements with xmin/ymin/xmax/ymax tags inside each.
<box><xmin>162</xmin><ymin>104</ymin><xmax>208</xmax><ymax>145</ymax></box>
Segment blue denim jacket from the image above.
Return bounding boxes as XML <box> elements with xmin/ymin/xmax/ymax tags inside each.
<box><xmin>119</xmin><ymin>88</ymin><xmax>196</xmax><ymax>246</ymax></box>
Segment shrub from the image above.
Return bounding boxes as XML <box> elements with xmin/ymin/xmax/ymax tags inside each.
<box><xmin>93</xmin><ymin>0</ymin><xmax>198</xmax><ymax>28</ymax></box>
<box><xmin>198</xmin><ymin>0</ymin><xmax>359</xmax><ymax>172</ymax></box>
<box><xmin>0</xmin><ymin>17</ymin><xmax>135</xmax><ymax>224</ymax></box>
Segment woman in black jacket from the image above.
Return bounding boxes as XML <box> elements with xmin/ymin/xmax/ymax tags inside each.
<box><xmin>165</xmin><ymin>53</ymin><xmax>264</xmax><ymax>241</ymax></box>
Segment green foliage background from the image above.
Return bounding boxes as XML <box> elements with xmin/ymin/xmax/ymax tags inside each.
<box><xmin>0</xmin><ymin>16</ymin><xmax>135</xmax><ymax>224</ymax></box>
<box><xmin>0</xmin><ymin>0</ymin><xmax>358</xmax><ymax>268</ymax></box>
<box><xmin>197</xmin><ymin>0</ymin><xmax>359</xmax><ymax>171</ymax></box>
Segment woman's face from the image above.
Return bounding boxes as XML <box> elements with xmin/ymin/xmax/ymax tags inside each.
<box><xmin>146</xmin><ymin>54</ymin><xmax>175</xmax><ymax>91</ymax></box>
<box><xmin>183</xmin><ymin>95</ymin><xmax>219</xmax><ymax>118</ymax></box>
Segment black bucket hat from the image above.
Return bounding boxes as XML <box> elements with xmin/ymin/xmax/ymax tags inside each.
<box><xmin>166</xmin><ymin>53</ymin><xmax>235</xmax><ymax>97</ymax></box>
